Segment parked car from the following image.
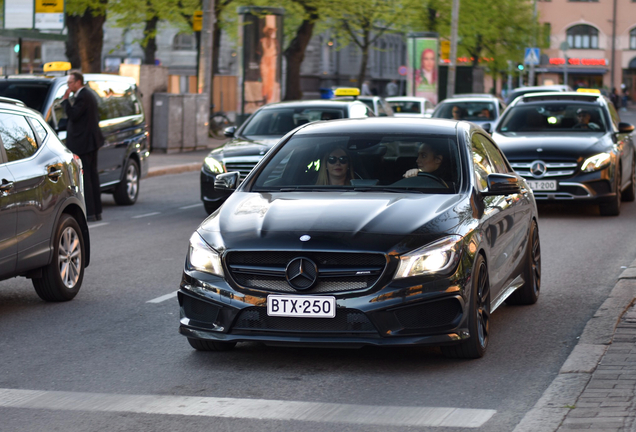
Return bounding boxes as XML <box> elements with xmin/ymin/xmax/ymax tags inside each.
<box><xmin>431</xmin><ymin>95</ymin><xmax>506</xmax><ymax>131</ymax></box>
<box><xmin>180</xmin><ymin>117</ymin><xmax>541</xmax><ymax>359</ymax></box>
<box><xmin>200</xmin><ymin>99</ymin><xmax>374</xmax><ymax>214</ymax></box>
<box><xmin>0</xmin><ymin>65</ymin><xmax>149</xmax><ymax>205</ymax></box>
<box><xmin>504</xmin><ymin>85</ymin><xmax>572</xmax><ymax>105</ymax></box>
<box><xmin>493</xmin><ymin>90</ymin><xmax>635</xmax><ymax>216</ymax></box>
<box><xmin>386</xmin><ymin>96</ymin><xmax>435</xmax><ymax>118</ymax></box>
<box><xmin>0</xmin><ymin>97</ymin><xmax>90</xmax><ymax>301</ymax></box>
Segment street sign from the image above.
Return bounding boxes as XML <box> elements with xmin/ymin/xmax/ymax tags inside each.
<box><xmin>440</xmin><ymin>40</ymin><xmax>450</xmax><ymax>61</ymax></box>
<box><xmin>398</xmin><ymin>65</ymin><xmax>408</xmax><ymax>76</ymax></box>
<box><xmin>35</xmin><ymin>0</ymin><xmax>64</xmax><ymax>30</ymax></box>
<box><xmin>193</xmin><ymin>10</ymin><xmax>203</xmax><ymax>31</ymax></box>
<box><xmin>524</xmin><ymin>48</ymin><xmax>540</xmax><ymax>66</ymax></box>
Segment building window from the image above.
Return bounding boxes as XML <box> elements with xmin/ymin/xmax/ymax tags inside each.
<box><xmin>566</xmin><ymin>25</ymin><xmax>599</xmax><ymax>49</ymax></box>
<box><xmin>631</xmin><ymin>28</ymin><xmax>636</xmax><ymax>50</ymax></box>
<box><xmin>173</xmin><ymin>33</ymin><xmax>196</xmax><ymax>51</ymax></box>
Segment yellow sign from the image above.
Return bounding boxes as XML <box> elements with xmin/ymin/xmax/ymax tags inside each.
<box><xmin>36</xmin><ymin>0</ymin><xmax>64</xmax><ymax>13</ymax></box>
<box><xmin>440</xmin><ymin>40</ymin><xmax>451</xmax><ymax>61</ymax></box>
<box><xmin>43</xmin><ymin>61</ymin><xmax>71</xmax><ymax>72</ymax></box>
<box><xmin>577</xmin><ymin>88</ymin><xmax>601</xmax><ymax>94</ymax></box>
<box><xmin>193</xmin><ymin>10</ymin><xmax>203</xmax><ymax>31</ymax></box>
<box><xmin>334</xmin><ymin>87</ymin><xmax>360</xmax><ymax>97</ymax></box>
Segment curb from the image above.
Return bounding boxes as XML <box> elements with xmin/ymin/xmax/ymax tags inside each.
<box><xmin>147</xmin><ymin>162</ymin><xmax>202</xmax><ymax>178</ymax></box>
<box><xmin>513</xmin><ymin>260</ymin><xmax>636</xmax><ymax>432</ymax></box>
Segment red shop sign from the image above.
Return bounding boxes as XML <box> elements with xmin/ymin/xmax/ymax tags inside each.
<box><xmin>549</xmin><ymin>57</ymin><xmax>607</xmax><ymax>66</ymax></box>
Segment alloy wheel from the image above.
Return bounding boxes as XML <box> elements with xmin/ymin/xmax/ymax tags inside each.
<box><xmin>476</xmin><ymin>261</ymin><xmax>490</xmax><ymax>349</ymax></box>
<box><xmin>58</xmin><ymin>226</ymin><xmax>82</xmax><ymax>288</ymax></box>
<box><xmin>126</xmin><ymin>164</ymin><xmax>139</xmax><ymax>201</ymax></box>
<box><xmin>531</xmin><ymin>226</ymin><xmax>541</xmax><ymax>296</ymax></box>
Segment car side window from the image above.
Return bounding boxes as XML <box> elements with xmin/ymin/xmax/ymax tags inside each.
<box><xmin>30</xmin><ymin>118</ymin><xmax>48</xmax><ymax>142</ymax></box>
<box><xmin>51</xmin><ymin>85</ymin><xmax>68</xmax><ymax>128</ymax></box>
<box><xmin>607</xmin><ymin>101</ymin><xmax>620</xmax><ymax>129</ymax></box>
<box><xmin>477</xmin><ymin>134</ymin><xmax>509</xmax><ymax>173</ymax></box>
<box><xmin>471</xmin><ymin>134</ymin><xmax>496</xmax><ymax>192</ymax></box>
<box><xmin>0</xmin><ymin>113</ymin><xmax>38</xmax><ymax>162</ymax></box>
<box><xmin>377</xmin><ymin>101</ymin><xmax>388</xmax><ymax>117</ymax></box>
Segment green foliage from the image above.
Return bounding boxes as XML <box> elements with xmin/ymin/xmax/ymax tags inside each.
<box><xmin>66</xmin><ymin>0</ymin><xmax>108</xmax><ymax>16</ymax></box>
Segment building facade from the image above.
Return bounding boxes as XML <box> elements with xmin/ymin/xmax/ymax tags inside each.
<box><xmin>537</xmin><ymin>0</ymin><xmax>636</xmax><ymax>97</ymax></box>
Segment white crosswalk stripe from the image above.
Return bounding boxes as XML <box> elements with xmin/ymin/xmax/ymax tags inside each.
<box><xmin>0</xmin><ymin>388</ymin><xmax>496</xmax><ymax>428</ymax></box>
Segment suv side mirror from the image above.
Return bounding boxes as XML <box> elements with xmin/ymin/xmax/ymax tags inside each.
<box><xmin>618</xmin><ymin>122</ymin><xmax>635</xmax><ymax>134</ymax></box>
<box><xmin>214</xmin><ymin>171</ymin><xmax>240</xmax><ymax>191</ymax></box>
<box><xmin>223</xmin><ymin>126</ymin><xmax>237</xmax><ymax>138</ymax></box>
<box><xmin>482</xmin><ymin>173</ymin><xmax>521</xmax><ymax>196</ymax></box>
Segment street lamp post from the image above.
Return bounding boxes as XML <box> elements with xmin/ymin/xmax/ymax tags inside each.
<box><xmin>446</xmin><ymin>0</ymin><xmax>460</xmax><ymax>98</ymax></box>
<box><xmin>560</xmin><ymin>41</ymin><xmax>569</xmax><ymax>87</ymax></box>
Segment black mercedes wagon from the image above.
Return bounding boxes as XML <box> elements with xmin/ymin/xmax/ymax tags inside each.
<box><xmin>179</xmin><ymin>118</ymin><xmax>540</xmax><ymax>359</ymax></box>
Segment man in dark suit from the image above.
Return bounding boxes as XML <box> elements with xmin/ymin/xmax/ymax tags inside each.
<box><xmin>62</xmin><ymin>71</ymin><xmax>104</xmax><ymax>222</ymax></box>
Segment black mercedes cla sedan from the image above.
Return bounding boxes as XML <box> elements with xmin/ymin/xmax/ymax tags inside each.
<box><xmin>179</xmin><ymin>118</ymin><xmax>540</xmax><ymax>359</ymax></box>
<box><xmin>0</xmin><ymin>98</ymin><xmax>90</xmax><ymax>301</ymax></box>
<box><xmin>492</xmin><ymin>91</ymin><xmax>635</xmax><ymax>216</ymax></box>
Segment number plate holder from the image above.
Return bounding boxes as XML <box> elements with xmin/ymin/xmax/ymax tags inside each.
<box><xmin>267</xmin><ymin>295</ymin><xmax>336</xmax><ymax>318</ymax></box>
<box><xmin>527</xmin><ymin>180</ymin><xmax>557</xmax><ymax>191</ymax></box>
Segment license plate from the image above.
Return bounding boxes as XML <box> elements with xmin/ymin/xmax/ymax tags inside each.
<box><xmin>267</xmin><ymin>295</ymin><xmax>336</xmax><ymax>318</ymax></box>
<box><xmin>527</xmin><ymin>180</ymin><xmax>557</xmax><ymax>191</ymax></box>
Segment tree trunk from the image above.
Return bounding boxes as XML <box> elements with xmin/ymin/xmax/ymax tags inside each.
<box><xmin>65</xmin><ymin>9</ymin><xmax>106</xmax><ymax>73</ymax></box>
<box><xmin>357</xmin><ymin>47</ymin><xmax>369</xmax><ymax>90</ymax></box>
<box><xmin>143</xmin><ymin>16</ymin><xmax>159</xmax><ymax>65</ymax></box>
<box><xmin>284</xmin><ymin>11</ymin><xmax>318</xmax><ymax>101</ymax></box>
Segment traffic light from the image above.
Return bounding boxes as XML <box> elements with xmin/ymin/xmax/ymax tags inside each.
<box><xmin>517</xmin><ymin>63</ymin><xmax>525</xmax><ymax>71</ymax></box>
<box><xmin>13</xmin><ymin>44</ymin><xmax>19</xmax><ymax>53</ymax></box>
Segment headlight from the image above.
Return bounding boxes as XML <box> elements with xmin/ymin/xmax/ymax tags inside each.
<box><xmin>581</xmin><ymin>152</ymin><xmax>611</xmax><ymax>172</ymax></box>
<box><xmin>395</xmin><ymin>235</ymin><xmax>462</xmax><ymax>279</ymax></box>
<box><xmin>204</xmin><ymin>156</ymin><xmax>225</xmax><ymax>174</ymax></box>
<box><xmin>187</xmin><ymin>233</ymin><xmax>224</xmax><ymax>277</ymax></box>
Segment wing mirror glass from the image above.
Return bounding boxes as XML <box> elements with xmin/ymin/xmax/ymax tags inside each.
<box><xmin>482</xmin><ymin>173</ymin><xmax>521</xmax><ymax>196</ymax></box>
<box><xmin>214</xmin><ymin>171</ymin><xmax>240</xmax><ymax>191</ymax></box>
<box><xmin>223</xmin><ymin>126</ymin><xmax>237</xmax><ymax>138</ymax></box>
<box><xmin>618</xmin><ymin>122</ymin><xmax>634</xmax><ymax>134</ymax></box>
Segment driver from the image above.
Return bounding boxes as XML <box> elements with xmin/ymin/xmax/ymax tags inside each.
<box><xmin>573</xmin><ymin>108</ymin><xmax>600</xmax><ymax>130</ymax></box>
<box><xmin>403</xmin><ymin>143</ymin><xmax>445</xmax><ymax>178</ymax></box>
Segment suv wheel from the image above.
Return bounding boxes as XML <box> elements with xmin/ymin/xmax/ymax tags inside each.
<box><xmin>599</xmin><ymin>166</ymin><xmax>621</xmax><ymax>216</ymax></box>
<box><xmin>32</xmin><ymin>214</ymin><xmax>85</xmax><ymax>302</ymax></box>
<box><xmin>114</xmin><ymin>158</ymin><xmax>140</xmax><ymax>205</ymax></box>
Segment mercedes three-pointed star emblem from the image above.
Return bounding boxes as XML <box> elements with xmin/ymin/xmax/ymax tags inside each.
<box><xmin>530</xmin><ymin>160</ymin><xmax>547</xmax><ymax>178</ymax></box>
<box><xmin>285</xmin><ymin>257</ymin><xmax>318</xmax><ymax>291</ymax></box>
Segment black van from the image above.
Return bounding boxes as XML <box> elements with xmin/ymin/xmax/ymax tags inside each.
<box><xmin>0</xmin><ymin>72</ymin><xmax>149</xmax><ymax>205</ymax></box>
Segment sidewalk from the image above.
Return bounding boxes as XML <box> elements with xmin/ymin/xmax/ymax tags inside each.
<box><xmin>145</xmin><ymin>136</ymin><xmax>228</xmax><ymax>178</ymax></box>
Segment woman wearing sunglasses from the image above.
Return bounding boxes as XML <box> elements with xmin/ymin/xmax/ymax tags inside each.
<box><xmin>316</xmin><ymin>147</ymin><xmax>354</xmax><ymax>186</ymax></box>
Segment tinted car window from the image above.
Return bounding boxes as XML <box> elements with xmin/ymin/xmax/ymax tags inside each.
<box><xmin>241</xmin><ymin>107</ymin><xmax>345</xmax><ymax>137</ymax></box>
<box><xmin>389</xmin><ymin>101</ymin><xmax>422</xmax><ymax>114</ymax></box>
<box><xmin>471</xmin><ymin>134</ymin><xmax>496</xmax><ymax>191</ymax></box>
<box><xmin>252</xmin><ymin>132</ymin><xmax>461</xmax><ymax>192</ymax></box>
<box><xmin>0</xmin><ymin>82</ymin><xmax>51</xmax><ymax>112</ymax></box>
<box><xmin>31</xmin><ymin>118</ymin><xmax>48</xmax><ymax>142</ymax></box>
<box><xmin>88</xmin><ymin>80</ymin><xmax>142</xmax><ymax>120</ymax></box>
<box><xmin>435</xmin><ymin>102</ymin><xmax>496</xmax><ymax>121</ymax></box>
<box><xmin>0</xmin><ymin>113</ymin><xmax>38</xmax><ymax>162</ymax></box>
<box><xmin>497</xmin><ymin>103</ymin><xmax>607</xmax><ymax>133</ymax></box>
<box><xmin>477</xmin><ymin>134</ymin><xmax>509</xmax><ymax>173</ymax></box>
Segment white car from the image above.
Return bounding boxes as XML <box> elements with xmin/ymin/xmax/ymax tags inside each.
<box><xmin>386</xmin><ymin>97</ymin><xmax>435</xmax><ymax>118</ymax></box>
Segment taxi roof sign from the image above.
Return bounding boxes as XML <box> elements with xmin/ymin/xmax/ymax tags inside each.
<box><xmin>333</xmin><ymin>87</ymin><xmax>360</xmax><ymax>97</ymax></box>
<box><xmin>576</xmin><ymin>88</ymin><xmax>601</xmax><ymax>94</ymax></box>
<box><xmin>43</xmin><ymin>62</ymin><xmax>71</xmax><ymax>73</ymax></box>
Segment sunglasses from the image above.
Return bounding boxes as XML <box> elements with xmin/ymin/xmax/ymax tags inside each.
<box><xmin>327</xmin><ymin>156</ymin><xmax>349</xmax><ymax>165</ymax></box>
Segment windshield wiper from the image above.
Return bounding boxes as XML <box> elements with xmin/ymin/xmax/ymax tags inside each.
<box><xmin>353</xmin><ymin>187</ymin><xmax>424</xmax><ymax>194</ymax></box>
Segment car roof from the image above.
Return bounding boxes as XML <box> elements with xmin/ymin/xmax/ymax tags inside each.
<box><xmin>0</xmin><ymin>99</ymin><xmax>44</xmax><ymax>116</ymax></box>
<box><xmin>516</xmin><ymin>91</ymin><xmax>603</xmax><ymax>104</ymax></box>
<box><xmin>386</xmin><ymin>96</ymin><xmax>430</xmax><ymax>102</ymax></box>
<box><xmin>293</xmin><ymin>117</ymin><xmax>461</xmax><ymax>136</ymax></box>
<box><xmin>439</xmin><ymin>97</ymin><xmax>499</xmax><ymax>104</ymax></box>
<box><xmin>260</xmin><ymin>99</ymin><xmax>366</xmax><ymax>109</ymax></box>
<box><xmin>0</xmin><ymin>73</ymin><xmax>137</xmax><ymax>86</ymax></box>
<box><xmin>512</xmin><ymin>85</ymin><xmax>571</xmax><ymax>91</ymax></box>
<box><xmin>449</xmin><ymin>93</ymin><xmax>497</xmax><ymax>98</ymax></box>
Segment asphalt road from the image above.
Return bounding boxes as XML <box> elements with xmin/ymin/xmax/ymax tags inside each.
<box><xmin>2</xmin><ymin>138</ymin><xmax>636</xmax><ymax>431</ymax></box>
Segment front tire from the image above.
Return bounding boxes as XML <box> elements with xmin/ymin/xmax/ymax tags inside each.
<box><xmin>114</xmin><ymin>158</ymin><xmax>140</xmax><ymax>205</ymax></box>
<box><xmin>32</xmin><ymin>214</ymin><xmax>85</xmax><ymax>302</ymax></box>
<box><xmin>188</xmin><ymin>338</ymin><xmax>236</xmax><ymax>351</ymax></box>
<box><xmin>506</xmin><ymin>220</ymin><xmax>541</xmax><ymax>305</ymax></box>
<box><xmin>441</xmin><ymin>254</ymin><xmax>490</xmax><ymax>359</ymax></box>
<box><xmin>599</xmin><ymin>165</ymin><xmax>621</xmax><ymax>216</ymax></box>
<box><xmin>622</xmin><ymin>157</ymin><xmax>636</xmax><ymax>202</ymax></box>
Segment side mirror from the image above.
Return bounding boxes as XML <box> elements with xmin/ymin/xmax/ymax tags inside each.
<box><xmin>482</xmin><ymin>173</ymin><xmax>521</xmax><ymax>196</ymax></box>
<box><xmin>214</xmin><ymin>171</ymin><xmax>240</xmax><ymax>191</ymax></box>
<box><xmin>223</xmin><ymin>126</ymin><xmax>237</xmax><ymax>138</ymax></box>
<box><xmin>618</xmin><ymin>122</ymin><xmax>634</xmax><ymax>134</ymax></box>
<box><xmin>481</xmin><ymin>123</ymin><xmax>492</xmax><ymax>134</ymax></box>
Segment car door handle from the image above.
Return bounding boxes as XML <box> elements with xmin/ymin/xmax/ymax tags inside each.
<box><xmin>47</xmin><ymin>167</ymin><xmax>63</xmax><ymax>180</ymax></box>
<box><xmin>0</xmin><ymin>179</ymin><xmax>13</xmax><ymax>193</ymax></box>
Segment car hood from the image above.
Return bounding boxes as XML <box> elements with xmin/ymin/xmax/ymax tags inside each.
<box><xmin>492</xmin><ymin>132</ymin><xmax>607</xmax><ymax>161</ymax></box>
<box><xmin>209</xmin><ymin>136</ymin><xmax>280</xmax><ymax>159</ymax></box>
<box><xmin>198</xmin><ymin>191</ymin><xmax>471</xmax><ymax>254</ymax></box>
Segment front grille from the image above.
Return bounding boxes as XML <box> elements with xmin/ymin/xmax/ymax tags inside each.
<box><xmin>224</xmin><ymin>158</ymin><xmax>261</xmax><ymax>180</ymax></box>
<box><xmin>510</xmin><ymin>161</ymin><xmax>578</xmax><ymax>178</ymax></box>
<box><xmin>225</xmin><ymin>251</ymin><xmax>387</xmax><ymax>293</ymax></box>
<box><xmin>392</xmin><ymin>298</ymin><xmax>462</xmax><ymax>329</ymax></box>
<box><xmin>232</xmin><ymin>307</ymin><xmax>377</xmax><ymax>334</ymax></box>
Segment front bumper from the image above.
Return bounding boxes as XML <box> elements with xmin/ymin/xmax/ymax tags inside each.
<box><xmin>178</xmin><ymin>268</ymin><xmax>471</xmax><ymax>348</ymax></box>
<box><xmin>522</xmin><ymin>169</ymin><xmax>615</xmax><ymax>203</ymax></box>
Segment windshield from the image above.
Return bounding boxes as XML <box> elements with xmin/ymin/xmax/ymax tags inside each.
<box><xmin>241</xmin><ymin>107</ymin><xmax>345</xmax><ymax>137</ymax></box>
<box><xmin>0</xmin><ymin>82</ymin><xmax>51</xmax><ymax>112</ymax></box>
<box><xmin>389</xmin><ymin>101</ymin><xmax>422</xmax><ymax>114</ymax></box>
<box><xmin>434</xmin><ymin>102</ymin><xmax>496</xmax><ymax>121</ymax></box>
<box><xmin>497</xmin><ymin>103</ymin><xmax>607</xmax><ymax>133</ymax></box>
<box><xmin>250</xmin><ymin>132</ymin><xmax>461</xmax><ymax>194</ymax></box>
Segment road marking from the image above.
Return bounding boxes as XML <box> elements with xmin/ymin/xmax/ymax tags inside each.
<box><xmin>132</xmin><ymin>212</ymin><xmax>161</xmax><ymax>219</ymax></box>
<box><xmin>0</xmin><ymin>388</ymin><xmax>495</xmax><ymax>428</ymax></box>
<box><xmin>88</xmin><ymin>222</ymin><xmax>109</xmax><ymax>228</ymax></box>
<box><xmin>147</xmin><ymin>291</ymin><xmax>178</xmax><ymax>303</ymax></box>
<box><xmin>180</xmin><ymin>203</ymin><xmax>202</xmax><ymax>210</ymax></box>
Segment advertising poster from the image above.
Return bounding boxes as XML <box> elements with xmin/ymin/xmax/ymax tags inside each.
<box><xmin>241</xmin><ymin>13</ymin><xmax>283</xmax><ymax>114</ymax></box>
<box><xmin>407</xmin><ymin>37</ymin><xmax>439</xmax><ymax>104</ymax></box>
